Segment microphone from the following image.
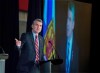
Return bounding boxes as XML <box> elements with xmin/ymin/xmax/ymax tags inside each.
<box><xmin>48</xmin><ymin>40</ymin><xmax>63</xmax><ymax>65</ymax></box>
<box><xmin>0</xmin><ymin>46</ymin><xmax>9</xmax><ymax>59</ymax></box>
<box><xmin>0</xmin><ymin>46</ymin><xmax>5</xmax><ymax>54</ymax></box>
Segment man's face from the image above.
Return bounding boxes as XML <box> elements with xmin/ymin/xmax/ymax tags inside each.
<box><xmin>67</xmin><ymin>9</ymin><xmax>74</xmax><ymax>38</ymax></box>
<box><xmin>32</xmin><ymin>21</ymin><xmax>42</xmax><ymax>34</ymax></box>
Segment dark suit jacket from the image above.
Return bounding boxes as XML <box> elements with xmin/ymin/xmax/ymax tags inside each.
<box><xmin>70</xmin><ymin>36</ymin><xmax>79</xmax><ymax>73</ymax></box>
<box><xmin>16</xmin><ymin>32</ymin><xmax>44</xmax><ymax>73</ymax></box>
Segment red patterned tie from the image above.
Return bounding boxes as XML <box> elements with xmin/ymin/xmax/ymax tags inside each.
<box><xmin>35</xmin><ymin>35</ymin><xmax>39</xmax><ymax>63</ymax></box>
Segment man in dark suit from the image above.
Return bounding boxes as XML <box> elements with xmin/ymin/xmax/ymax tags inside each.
<box><xmin>66</xmin><ymin>2</ymin><xmax>79</xmax><ymax>73</ymax></box>
<box><xmin>15</xmin><ymin>19</ymin><xmax>44</xmax><ymax>73</ymax></box>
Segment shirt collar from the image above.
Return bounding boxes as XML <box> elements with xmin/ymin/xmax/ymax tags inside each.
<box><xmin>32</xmin><ymin>32</ymin><xmax>38</xmax><ymax>41</ymax></box>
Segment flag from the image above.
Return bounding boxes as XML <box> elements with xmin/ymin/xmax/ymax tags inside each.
<box><xmin>43</xmin><ymin>0</ymin><xmax>55</xmax><ymax>61</ymax></box>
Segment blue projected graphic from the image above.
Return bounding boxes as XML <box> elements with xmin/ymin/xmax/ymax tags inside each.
<box><xmin>43</xmin><ymin>0</ymin><xmax>55</xmax><ymax>60</ymax></box>
<box><xmin>66</xmin><ymin>2</ymin><xmax>75</xmax><ymax>73</ymax></box>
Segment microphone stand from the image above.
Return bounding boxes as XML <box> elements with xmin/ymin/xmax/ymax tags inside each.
<box><xmin>48</xmin><ymin>41</ymin><xmax>63</xmax><ymax>65</ymax></box>
<box><xmin>39</xmin><ymin>41</ymin><xmax>63</xmax><ymax>65</ymax></box>
<box><xmin>51</xmin><ymin>47</ymin><xmax>63</xmax><ymax>65</ymax></box>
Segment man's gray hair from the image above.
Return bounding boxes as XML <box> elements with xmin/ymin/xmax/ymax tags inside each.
<box><xmin>33</xmin><ymin>18</ymin><xmax>42</xmax><ymax>24</ymax></box>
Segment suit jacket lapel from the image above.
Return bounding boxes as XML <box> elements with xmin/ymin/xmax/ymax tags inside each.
<box><xmin>29</xmin><ymin>32</ymin><xmax>35</xmax><ymax>51</ymax></box>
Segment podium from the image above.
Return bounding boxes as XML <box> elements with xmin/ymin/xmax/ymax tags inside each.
<box><xmin>0</xmin><ymin>54</ymin><xmax>8</xmax><ymax>73</ymax></box>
